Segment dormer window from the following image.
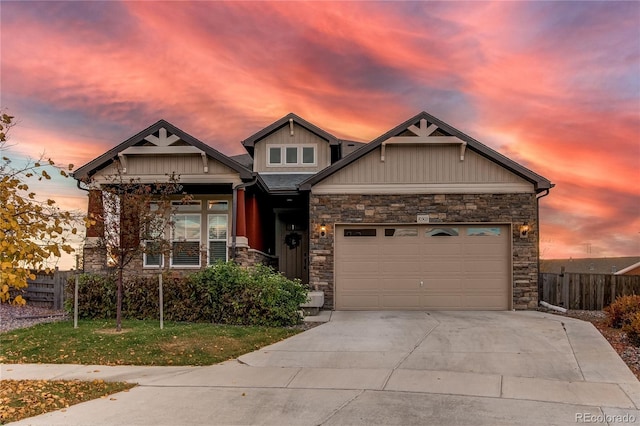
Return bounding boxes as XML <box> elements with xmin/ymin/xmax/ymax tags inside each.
<box><xmin>286</xmin><ymin>147</ymin><xmax>298</xmax><ymax>164</ymax></box>
<box><xmin>302</xmin><ymin>147</ymin><xmax>315</xmax><ymax>164</ymax></box>
<box><xmin>269</xmin><ymin>147</ymin><xmax>282</xmax><ymax>164</ymax></box>
<box><xmin>268</xmin><ymin>145</ymin><xmax>316</xmax><ymax>167</ymax></box>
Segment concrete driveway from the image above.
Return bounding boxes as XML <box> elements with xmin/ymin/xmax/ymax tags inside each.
<box><xmin>4</xmin><ymin>311</ymin><xmax>640</xmax><ymax>425</ymax></box>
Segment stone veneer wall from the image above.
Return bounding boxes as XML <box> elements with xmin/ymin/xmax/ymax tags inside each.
<box><xmin>233</xmin><ymin>247</ymin><xmax>279</xmax><ymax>269</ymax></box>
<box><xmin>309</xmin><ymin>193</ymin><xmax>538</xmax><ymax>310</ymax></box>
<box><xmin>82</xmin><ymin>241</ymin><xmax>108</xmax><ymax>273</ymax></box>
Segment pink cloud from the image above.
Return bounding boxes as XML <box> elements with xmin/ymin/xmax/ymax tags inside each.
<box><xmin>2</xmin><ymin>1</ymin><xmax>638</xmax><ymax>260</ymax></box>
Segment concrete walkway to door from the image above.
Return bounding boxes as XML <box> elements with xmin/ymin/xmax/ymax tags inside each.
<box><xmin>4</xmin><ymin>311</ymin><xmax>640</xmax><ymax>425</ymax></box>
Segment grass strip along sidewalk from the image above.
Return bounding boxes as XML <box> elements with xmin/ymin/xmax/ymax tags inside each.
<box><xmin>0</xmin><ymin>319</ymin><xmax>300</xmax><ymax>366</ymax></box>
<box><xmin>0</xmin><ymin>319</ymin><xmax>302</xmax><ymax>424</ymax></box>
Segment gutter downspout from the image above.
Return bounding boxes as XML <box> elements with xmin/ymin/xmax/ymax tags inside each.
<box><xmin>536</xmin><ymin>188</ymin><xmax>551</xmax><ymax>303</ymax></box>
<box><xmin>231</xmin><ymin>176</ymin><xmax>258</xmax><ymax>260</ymax></box>
<box><xmin>76</xmin><ymin>178</ymin><xmax>90</xmax><ymax>192</ymax></box>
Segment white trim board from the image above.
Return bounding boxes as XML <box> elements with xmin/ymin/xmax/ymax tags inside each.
<box><xmin>311</xmin><ymin>183</ymin><xmax>534</xmax><ymax>195</ymax></box>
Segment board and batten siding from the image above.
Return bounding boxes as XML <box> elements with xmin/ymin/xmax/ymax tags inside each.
<box><xmin>91</xmin><ymin>154</ymin><xmax>242</xmax><ymax>184</ymax></box>
<box><xmin>253</xmin><ymin>123</ymin><xmax>331</xmax><ymax>173</ymax></box>
<box><xmin>125</xmin><ymin>154</ymin><xmax>237</xmax><ymax>175</ymax></box>
<box><xmin>312</xmin><ymin>144</ymin><xmax>534</xmax><ymax>194</ymax></box>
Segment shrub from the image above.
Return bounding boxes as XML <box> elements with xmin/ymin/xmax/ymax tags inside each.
<box><xmin>66</xmin><ymin>262</ymin><xmax>308</xmax><ymax>327</ymax></box>
<box><xmin>622</xmin><ymin>311</ymin><xmax>640</xmax><ymax>346</ymax></box>
<box><xmin>188</xmin><ymin>261</ymin><xmax>308</xmax><ymax>327</ymax></box>
<box><xmin>605</xmin><ymin>295</ymin><xmax>640</xmax><ymax>329</ymax></box>
<box><xmin>65</xmin><ymin>274</ymin><xmax>116</xmax><ymax>319</ymax></box>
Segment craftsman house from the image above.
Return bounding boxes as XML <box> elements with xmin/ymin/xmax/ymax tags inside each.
<box><xmin>73</xmin><ymin>111</ymin><xmax>553</xmax><ymax>310</ymax></box>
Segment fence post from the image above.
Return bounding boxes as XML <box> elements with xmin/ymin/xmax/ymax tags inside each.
<box><xmin>159</xmin><ymin>272</ymin><xmax>164</xmax><ymax>330</ymax></box>
<box><xmin>596</xmin><ymin>275</ymin><xmax>604</xmax><ymax>310</ymax></box>
<box><xmin>53</xmin><ymin>268</ymin><xmax>62</xmax><ymax>310</ymax></box>
<box><xmin>562</xmin><ymin>273</ymin><xmax>569</xmax><ymax>309</ymax></box>
<box><xmin>542</xmin><ymin>273</ymin><xmax>550</xmax><ymax>302</ymax></box>
<box><xmin>74</xmin><ymin>255</ymin><xmax>79</xmax><ymax>329</ymax></box>
<box><xmin>610</xmin><ymin>275</ymin><xmax>617</xmax><ymax>305</ymax></box>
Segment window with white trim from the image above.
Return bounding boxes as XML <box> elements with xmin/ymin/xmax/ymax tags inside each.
<box><xmin>171</xmin><ymin>201</ymin><xmax>202</xmax><ymax>267</ymax></box>
<box><xmin>267</xmin><ymin>145</ymin><xmax>316</xmax><ymax>166</ymax></box>
<box><xmin>269</xmin><ymin>147</ymin><xmax>282</xmax><ymax>164</ymax></box>
<box><xmin>207</xmin><ymin>200</ymin><xmax>229</xmax><ymax>264</ymax></box>
<box><xmin>208</xmin><ymin>215</ymin><xmax>228</xmax><ymax>264</ymax></box>
<box><xmin>285</xmin><ymin>147</ymin><xmax>298</xmax><ymax>164</ymax></box>
<box><xmin>143</xmin><ymin>203</ymin><xmax>164</xmax><ymax>268</ymax></box>
<box><xmin>302</xmin><ymin>146</ymin><xmax>315</xmax><ymax>164</ymax></box>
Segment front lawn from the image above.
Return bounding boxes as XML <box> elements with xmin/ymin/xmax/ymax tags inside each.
<box><xmin>0</xmin><ymin>319</ymin><xmax>301</xmax><ymax>366</ymax></box>
<box><xmin>0</xmin><ymin>379</ymin><xmax>135</xmax><ymax>425</ymax></box>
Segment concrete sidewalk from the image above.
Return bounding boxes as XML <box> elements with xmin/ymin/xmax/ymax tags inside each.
<box><xmin>2</xmin><ymin>311</ymin><xmax>640</xmax><ymax>425</ymax></box>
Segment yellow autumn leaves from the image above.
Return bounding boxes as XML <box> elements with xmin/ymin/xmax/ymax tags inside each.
<box><xmin>0</xmin><ymin>112</ymin><xmax>80</xmax><ymax>304</ymax></box>
<box><xmin>0</xmin><ymin>379</ymin><xmax>135</xmax><ymax>423</ymax></box>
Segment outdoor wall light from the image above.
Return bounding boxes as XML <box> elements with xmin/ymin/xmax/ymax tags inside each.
<box><xmin>520</xmin><ymin>222</ymin><xmax>530</xmax><ymax>238</ymax></box>
<box><xmin>320</xmin><ymin>223</ymin><xmax>327</xmax><ymax>237</ymax></box>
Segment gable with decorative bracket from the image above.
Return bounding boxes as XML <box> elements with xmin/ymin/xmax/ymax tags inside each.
<box><xmin>381</xmin><ymin>118</ymin><xmax>467</xmax><ymax>161</ymax></box>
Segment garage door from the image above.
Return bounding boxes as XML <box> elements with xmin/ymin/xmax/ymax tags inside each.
<box><xmin>335</xmin><ymin>224</ymin><xmax>511</xmax><ymax>310</ymax></box>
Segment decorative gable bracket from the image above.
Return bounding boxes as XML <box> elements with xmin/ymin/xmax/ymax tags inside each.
<box><xmin>381</xmin><ymin>119</ymin><xmax>467</xmax><ymax>161</ymax></box>
<box><xmin>117</xmin><ymin>127</ymin><xmax>210</xmax><ymax>174</ymax></box>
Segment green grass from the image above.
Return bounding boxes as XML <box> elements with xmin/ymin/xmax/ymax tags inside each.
<box><xmin>0</xmin><ymin>320</ymin><xmax>301</xmax><ymax>366</ymax></box>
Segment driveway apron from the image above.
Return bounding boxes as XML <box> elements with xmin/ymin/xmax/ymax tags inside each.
<box><xmin>4</xmin><ymin>311</ymin><xmax>640</xmax><ymax>425</ymax></box>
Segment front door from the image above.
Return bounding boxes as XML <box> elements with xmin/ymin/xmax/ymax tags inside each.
<box><xmin>277</xmin><ymin>211</ymin><xmax>308</xmax><ymax>282</ymax></box>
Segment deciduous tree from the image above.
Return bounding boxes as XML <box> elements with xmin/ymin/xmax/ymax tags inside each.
<box><xmin>86</xmin><ymin>168</ymin><xmax>184</xmax><ymax>331</ymax></box>
<box><xmin>0</xmin><ymin>113</ymin><xmax>79</xmax><ymax>304</ymax></box>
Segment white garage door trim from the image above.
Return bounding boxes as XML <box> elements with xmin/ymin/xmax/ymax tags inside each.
<box><xmin>334</xmin><ymin>223</ymin><xmax>513</xmax><ymax>311</ymax></box>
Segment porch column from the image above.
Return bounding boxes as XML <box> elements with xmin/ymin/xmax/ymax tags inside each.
<box><xmin>236</xmin><ymin>188</ymin><xmax>247</xmax><ymax>237</ymax></box>
<box><xmin>246</xmin><ymin>194</ymin><xmax>263</xmax><ymax>252</ymax></box>
<box><xmin>83</xmin><ymin>189</ymin><xmax>107</xmax><ymax>272</ymax></box>
<box><xmin>86</xmin><ymin>189</ymin><xmax>105</xmax><ymax>238</ymax></box>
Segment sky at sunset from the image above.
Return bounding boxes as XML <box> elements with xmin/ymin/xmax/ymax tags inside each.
<box><xmin>1</xmin><ymin>1</ymin><xmax>639</xmax><ymax>269</ymax></box>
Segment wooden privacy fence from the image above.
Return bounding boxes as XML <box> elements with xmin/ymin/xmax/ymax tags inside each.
<box><xmin>540</xmin><ymin>273</ymin><xmax>640</xmax><ymax>310</ymax></box>
<box><xmin>24</xmin><ymin>269</ymin><xmax>73</xmax><ymax>309</ymax></box>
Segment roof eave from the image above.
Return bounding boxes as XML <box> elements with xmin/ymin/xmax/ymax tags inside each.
<box><xmin>301</xmin><ymin>111</ymin><xmax>553</xmax><ymax>191</ymax></box>
<box><xmin>73</xmin><ymin>119</ymin><xmax>253</xmax><ymax>181</ymax></box>
<box><xmin>241</xmin><ymin>113</ymin><xmax>340</xmax><ymax>149</ymax></box>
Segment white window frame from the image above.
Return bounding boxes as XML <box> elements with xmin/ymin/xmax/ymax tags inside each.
<box><xmin>143</xmin><ymin>202</ymin><xmax>165</xmax><ymax>268</ymax></box>
<box><xmin>143</xmin><ymin>241</ymin><xmax>164</xmax><ymax>268</ymax></box>
<box><xmin>170</xmin><ymin>200</ymin><xmax>202</xmax><ymax>268</ymax></box>
<box><xmin>208</xmin><ymin>214</ymin><xmax>228</xmax><ymax>264</ymax></box>
<box><xmin>285</xmin><ymin>146</ymin><xmax>298</xmax><ymax>164</ymax></box>
<box><xmin>302</xmin><ymin>146</ymin><xmax>315</xmax><ymax>165</ymax></box>
<box><xmin>268</xmin><ymin>146</ymin><xmax>282</xmax><ymax>165</ymax></box>
<box><xmin>267</xmin><ymin>144</ymin><xmax>316</xmax><ymax>167</ymax></box>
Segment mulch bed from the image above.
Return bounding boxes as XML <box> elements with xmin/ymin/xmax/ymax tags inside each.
<box><xmin>564</xmin><ymin>310</ymin><xmax>640</xmax><ymax>380</ymax></box>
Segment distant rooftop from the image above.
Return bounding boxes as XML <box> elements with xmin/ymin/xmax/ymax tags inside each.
<box><xmin>230</xmin><ymin>153</ymin><xmax>253</xmax><ymax>168</ymax></box>
<box><xmin>541</xmin><ymin>257</ymin><xmax>640</xmax><ymax>274</ymax></box>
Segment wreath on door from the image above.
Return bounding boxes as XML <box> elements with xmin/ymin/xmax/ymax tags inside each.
<box><xmin>285</xmin><ymin>232</ymin><xmax>301</xmax><ymax>249</ymax></box>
